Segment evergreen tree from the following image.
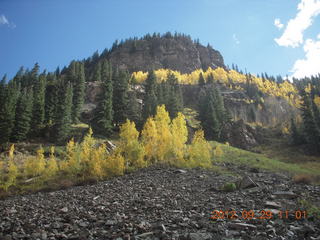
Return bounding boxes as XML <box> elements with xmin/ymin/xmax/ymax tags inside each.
<box><xmin>44</xmin><ymin>74</ymin><xmax>58</xmax><ymax>125</ymax></box>
<box><xmin>12</xmin><ymin>89</ymin><xmax>33</xmax><ymax>141</ymax></box>
<box><xmin>113</xmin><ymin>69</ymin><xmax>129</xmax><ymax>126</ymax></box>
<box><xmin>290</xmin><ymin>118</ymin><xmax>304</xmax><ymax>145</ymax></box>
<box><xmin>166</xmin><ymin>72</ymin><xmax>183</xmax><ymax>119</ymax></box>
<box><xmin>54</xmin><ymin>81</ymin><xmax>73</xmax><ymax>143</ymax></box>
<box><xmin>300</xmin><ymin>91</ymin><xmax>320</xmax><ymax>148</ymax></box>
<box><xmin>92</xmin><ymin>61</ymin><xmax>101</xmax><ymax>82</ymax></box>
<box><xmin>91</xmin><ymin>60</ymin><xmax>114</xmax><ymax>135</ymax></box>
<box><xmin>126</xmin><ymin>89</ymin><xmax>141</xmax><ymax>126</ymax></box>
<box><xmin>312</xmin><ymin>100</ymin><xmax>320</xmax><ymax>129</ymax></box>
<box><xmin>198</xmin><ymin>84</ymin><xmax>227</xmax><ymax>141</ymax></box>
<box><xmin>142</xmin><ymin>70</ymin><xmax>158</xmax><ymax>121</ymax></box>
<box><xmin>31</xmin><ymin>70</ymin><xmax>46</xmax><ymax>133</ymax></box>
<box><xmin>198</xmin><ymin>72</ymin><xmax>205</xmax><ymax>86</ymax></box>
<box><xmin>0</xmin><ymin>76</ymin><xmax>20</xmax><ymax>143</ymax></box>
<box><xmin>72</xmin><ymin>62</ymin><xmax>86</xmax><ymax>123</ymax></box>
<box><xmin>207</xmin><ymin>73</ymin><xmax>214</xmax><ymax>84</ymax></box>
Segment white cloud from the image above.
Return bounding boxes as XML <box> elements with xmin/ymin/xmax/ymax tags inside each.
<box><xmin>0</xmin><ymin>15</ymin><xmax>9</xmax><ymax>25</ymax></box>
<box><xmin>274</xmin><ymin>18</ymin><xmax>284</xmax><ymax>29</ymax></box>
<box><xmin>291</xmin><ymin>36</ymin><xmax>320</xmax><ymax>78</ymax></box>
<box><xmin>232</xmin><ymin>34</ymin><xmax>240</xmax><ymax>45</ymax></box>
<box><xmin>275</xmin><ymin>0</ymin><xmax>320</xmax><ymax>48</ymax></box>
<box><xmin>0</xmin><ymin>14</ymin><xmax>16</xmax><ymax>28</ymax></box>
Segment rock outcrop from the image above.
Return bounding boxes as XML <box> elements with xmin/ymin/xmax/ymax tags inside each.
<box><xmin>105</xmin><ymin>35</ymin><xmax>225</xmax><ymax>73</ymax></box>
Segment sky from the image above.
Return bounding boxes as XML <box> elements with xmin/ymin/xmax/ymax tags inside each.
<box><xmin>1</xmin><ymin>0</ymin><xmax>320</xmax><ymax>80</ymax></box>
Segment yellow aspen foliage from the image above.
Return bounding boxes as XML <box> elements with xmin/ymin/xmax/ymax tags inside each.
<box><xmin>213</xmin><ymin>145</ymin><xmax>223</xmax><ymax>157</ymax></box>
<box><xmin>2</xmin><ymin>144</ymin><xmax>18</xmax><ymax>191</ymax></box>
<box><xmin>314</xmin><ymin>96</ymin><xmax>320</xmax><ymax>107</ymax></box>
<box><xmin>170</xmin><ymin>112</ymin><xmax>188</xmax><ymax>165</ymax></box>
<box><xmin>89</xmin><ymin>144</ymin><xmax>107</xmax><ymax>179</ymax></box>
<box><xmin>282</xmin><ymin>126</ymin><xmax>290</xmax><ymax>135</ymax></box>
<box><xmin>81</xmin><ymin>128</ymin><xmax>95</xmax><ymax>162</ymax></box>
<box><xmin>104</xmin><ymin>149</ymin><xmax>125</xmax><ymax>176</ymax></box>
<box><xmin>187</xmin><ymin>130</ymin><xmax>212</xmax><ymax>168</ymax></box>
<box><xmin>63</xmin><ymin>138</ymin><xmax>80</xmax><ymax>175</ymax></box>
<box><xmin>141</xmin><ymin>117</ymin><xmax>158</xmax><ymax>163</ymax></box>
<box><xmin>154</xmin><ymin>105</ymin><xmax>172</xmax><ymax>163</ymax></box>
<box><xmin>24</xmin><ymin>146</ymin><xmax>45</xmax><ymax>178</ymax></box>
<box><xmin>4</xmin><ymin>157</ymin><xmax>18</xmax><ymax>191</ymax></box>
<box><xmin>132</xmin><ymin>67</ymin><xmax>300</xmax><ymax>107</ymax></box>
<box><xmin>119</xmin><ymin>119</ymin><xmax>146</xmax><ymax>169</ymax></box>
<box><xmin>305</xmin><ymin>83</ymin><xmax>312</xmax><ymax>93</ymax></box>
<box><xmin>44</xmin><ymin>147</ymin><xmax>59</xmax><ymax>179</ymax></box>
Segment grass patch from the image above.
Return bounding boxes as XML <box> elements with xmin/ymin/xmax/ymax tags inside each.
<box><xmin>211</xmin><ymin>142</ymin><xmax>320</xmax><ymax>181</ymax></box>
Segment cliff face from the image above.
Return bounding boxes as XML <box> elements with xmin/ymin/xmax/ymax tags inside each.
<box><xmin>83</xmin><ymin>83</ymin><xmax>297</xmax><ymax>128</ymax></box>
<box><xmin>106</xmin><ymin>36</ymin><xmax>225</xmax><ymax>73</ymax></box>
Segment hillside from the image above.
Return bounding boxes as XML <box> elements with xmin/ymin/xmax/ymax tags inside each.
<box><xmin>1</xmin><ymin>163</ymin><xmax>319</xmax><ymax>239</ymax></box>
<box><xmin>91</xmin><ymin>33</ymin><xmax>225</xmax><ymax>74</ymax></box>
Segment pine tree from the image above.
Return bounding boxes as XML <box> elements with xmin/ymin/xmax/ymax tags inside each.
<box><xmin>126</xmin><ymin>89</ymin><xmax>141</xmax><ymax>127</ymax></box>
<box><xmin>312</xmin><ymin>100</ymin><xmax>320</xmax><ymax>129</ymax></box>
<box><xmin>92</xmin><ymin>60</ymin><xmax>114</xmax><ymax>135</ymax></box>
<box><xmin>72</xmin><ymin>62</ymin><xmax>86</xmax><ymax>123</ymax></box>
<box><xmin>290</xmin><ymin>118</ymin><xmax>304</xmax><ymax>145</ymax></box>
<box><xmin>113</xmin><ymin>69</ymin><xmax>129</xmax><ymax>126</ymax></box>
<box><xmin>54</xmin><ymin>81</ymin><xmax>73</xmax><ymax>143</ymax></box>
<box><xmin>301</xmin><ymin>91</ymin><xmax>320</xmax><ymax>148</ymax></box>
<box><xmin>92</xmin><ymin>61</ymin><xmax>101</xmax><ymax>82</ymax></box>
<box><xmin>166</xmin><ymin>72</ymin><xmax>183</xmax><ymax>119</ymax></box>
<box><xmin>31</xmin><ymin>71</ymin><xmax>46</xmax><ymax>133</ymax></box>
<box><xmin>198</xmin><ymin>84</ymin><xmax>228</xmax><ymax>141</ymax></box>
<box><xmin>44</xmin><ymin>74</ymin><xmax>58</xmax><ymax>125</ymax></box>
<box><xmin>12</xmin><ymin>89</ymin><xmax>33</xmax><ymax>141</ymax></box>
<box><xmin>207</xmin><ymin>73</ymin><xmax>214</xmax><ymax>84</ymax></box>
<box><xmin>142</xmin><ymin>70</ymin><xmax>158</xmax><ymax>121</ymax></box>
<box><xmin>0</xmin><ymin>76</ymin><xmax>20</xmax><ymax>143</ymax></box>
<box><xmin>198</xmin><ymin>72</ymin><xmax>205</xmax><ymax>86</ymax></box>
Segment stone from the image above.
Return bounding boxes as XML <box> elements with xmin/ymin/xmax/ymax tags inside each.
<box><xmin>228</xmin><ymin>223</ymin><xmax>257</xmax><ymax>230</ymax></box>
<box><xmin>60</xmin><ymin>207</ymin><xmax>68</xmax><ymax>213</ymax></box>
<box><xmin>236</xmin><ymin>175</ymin><xmax>258</xmax><ymax>189</ymax></box>
<box><xmin>273</xmin><ymin>191</ymin><xmax>297</xmax><ymax>199</ymax></box>
<box><xmin>265</xmin><ymin>201</ymin><xmax>282</xmax><ymax>209</ymax></box>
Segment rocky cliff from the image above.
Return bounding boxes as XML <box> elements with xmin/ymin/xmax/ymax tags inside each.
<box><xmin>103</xmin><ymin>34</ymin><xmax>225</xmax><ymax>73</ymax></box>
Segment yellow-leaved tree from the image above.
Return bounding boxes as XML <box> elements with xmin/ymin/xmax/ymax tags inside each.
<box><xmin>3</xmin><ymin>144</ymin><xmax>18</xmax><ymax>191</ymax></box>
<box><xmin>0</xmin><ymin>158</ymin><xmax>3</xmax><ymax>187</ymax></box>
<box><xmin>62</xmin><ymin>138</ymin><xmax>80</xmax><ymax>176</ymax></box>
<box><xmin>44</xmin><ymin>146</ymin><xmax>59</xmax><ymax>180</ymax></box>
<box><xmin>170</xmin><ymin>112</ymin><xmax>188</xmax><ymax>165</ymax></box>
<box><xmin>80</xmin><ymin>128</ymin><xmax>96</xmax><ymax>178</ymax></box>
<box><xmin>188</xmin><ymin>130</ymin><xmax>212</xmax><ymax>168</ymax></box>
<box><xmin>104</xmin><ymin>149</ymin><xmax>125</xmax><ymax>176</ymax></box>
<box><xmin>119</xmin><ymin>119</ymin><xmax>146</xmax><ymax>169</ymax></box>
<box><xmin>24</xmin><ymin>146</ymin><xmax>45</xmax><ymax>178</ymax></box>
<box><xmin>89</xmin><ymin>143</ymin><xmax>107</xmax><ymax>179</ymax></box>
<box><xmin>213</xmin><ymin>145</ymin><xmax>223</xmax><ymax>158</ymax></box>
<box><xmin>141</xmin><ymin>117</ymin><xmax>158</xmax><ymax>164</ymax></box>
<box><xmin>154</xmin><ymin>105</ymin><xmax>172</xmax><ymax>163</ymax></box>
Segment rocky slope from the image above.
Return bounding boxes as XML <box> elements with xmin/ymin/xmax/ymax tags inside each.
<box><xmin>104</xmin><ymin>35</ymin><xmax>225</xmax><ymax>73</ymax></box>
<box><xmin>1</xmin><ymin>165</ymin><xmax>319</xmax><ymax>240</ymax></box>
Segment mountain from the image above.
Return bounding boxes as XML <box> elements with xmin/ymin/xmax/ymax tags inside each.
<box><xmin>88</xmin><ymin>33</ymin><xmax>225</xmax><ymax>74</ymax></box>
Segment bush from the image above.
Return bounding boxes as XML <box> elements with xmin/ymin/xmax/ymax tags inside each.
<box><xmin>222</xmin><ymin>182</ymin><xmax>237</xmax><ymax>192</ymax></box>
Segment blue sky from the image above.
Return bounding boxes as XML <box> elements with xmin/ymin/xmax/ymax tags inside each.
<box><xmin>1</xmin><ymin>0</ymin><xmax>320</xmax><ymax>79</ymax></box>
